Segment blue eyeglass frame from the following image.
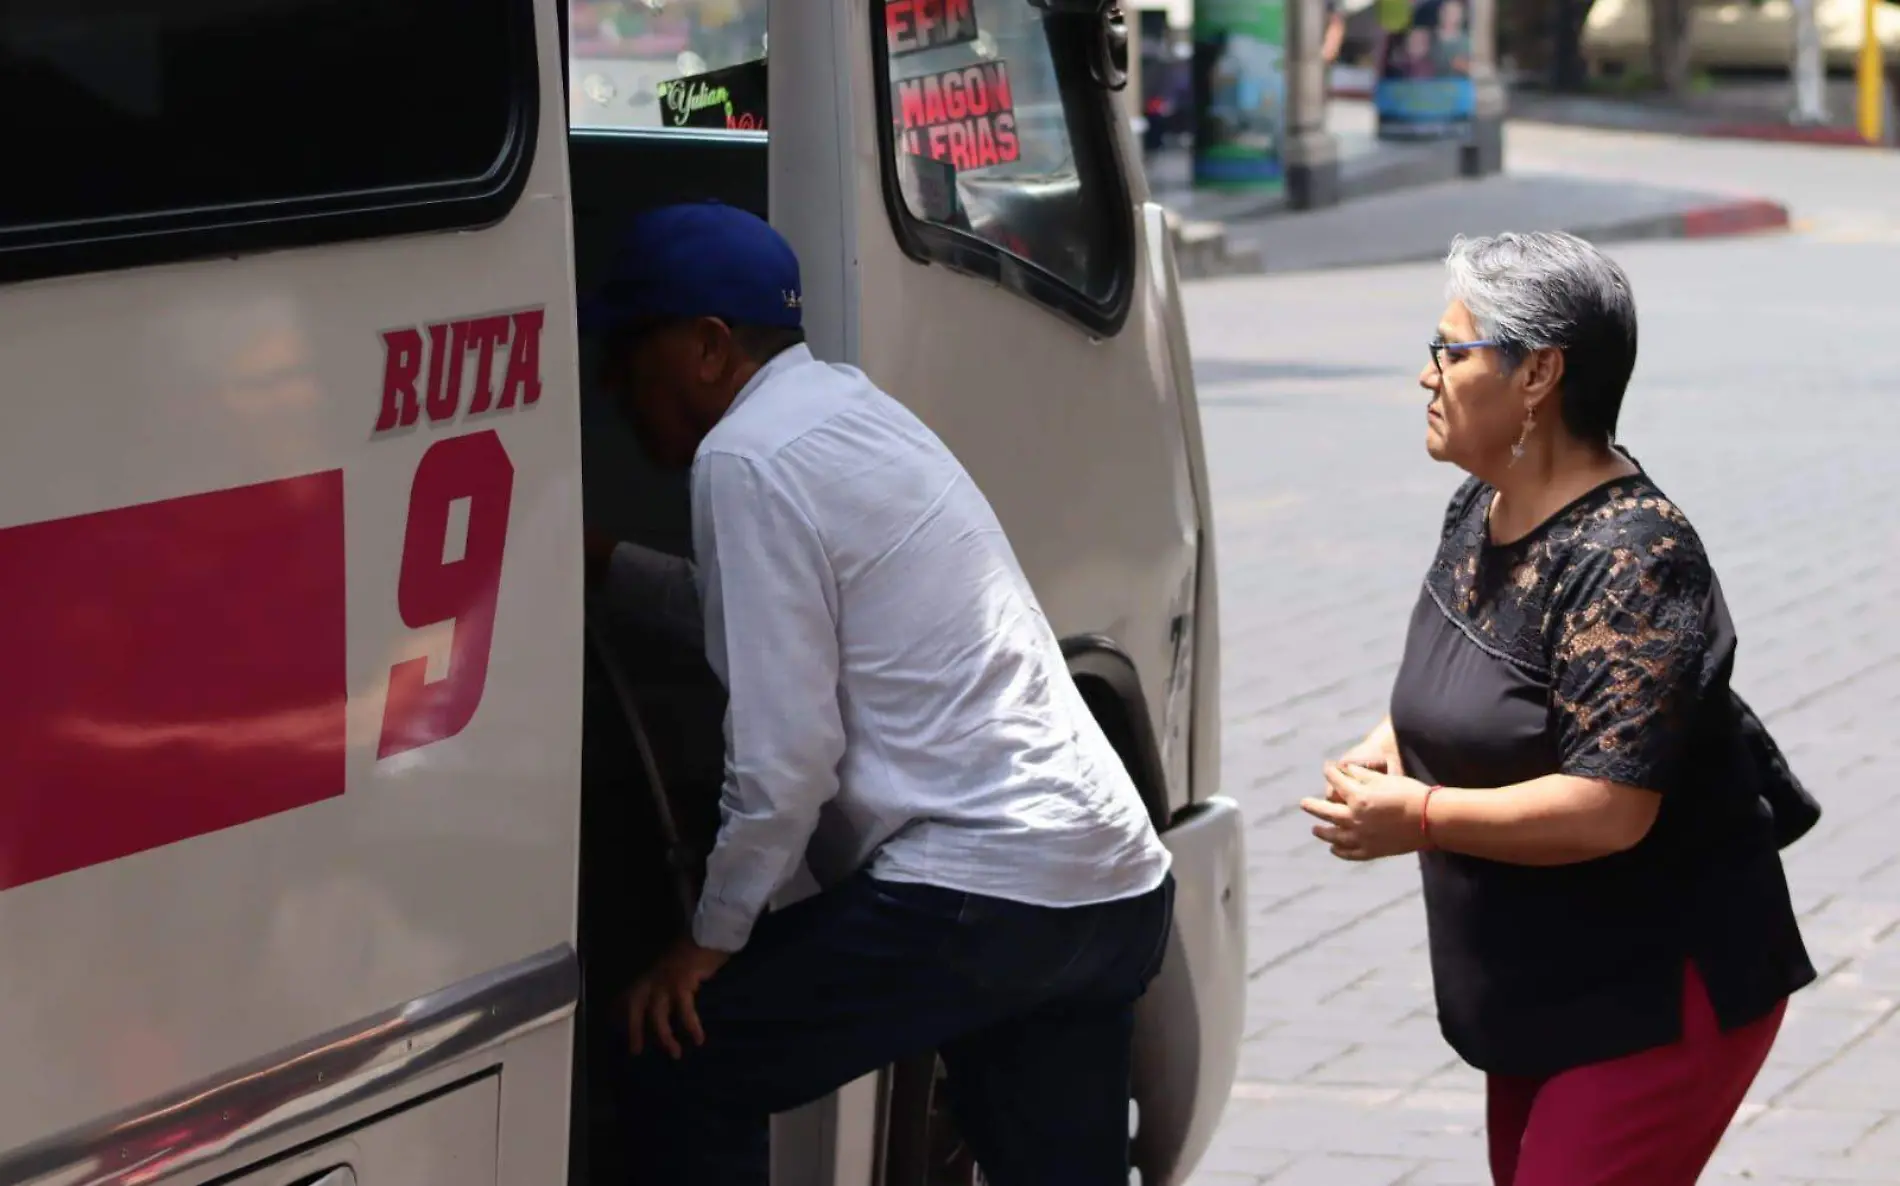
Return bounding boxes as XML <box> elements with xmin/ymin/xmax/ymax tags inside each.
<box><xmin>1429</xmin><ymin>337</ymin><xmax>1498</xmax><ymax>372</ymax></box>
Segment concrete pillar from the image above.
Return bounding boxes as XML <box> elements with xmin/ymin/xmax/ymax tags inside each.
<box><xmin>1463</xmin><ymin>0</ymin><xmax>1507</xmax><ymax>175</ymax></box>
<box><xmin>1284</xmin><ymin>0</ymin><xmax>1342</xmax><ymax>208</ymax></box>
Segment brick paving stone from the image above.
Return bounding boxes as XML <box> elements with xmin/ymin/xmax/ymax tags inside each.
<box><xmin>1176</xmin><ymin>213</ymin><xmax>1900</xmax><ymax>1184</ymax></box>
<box><xmin>1259</xmin><ymin>1153</ymin><xmax>1423</xmax><ymax>1185</ymax></box>
<box><xmin>1302</xmin><ymin>1041</ymin><xmax>1460</xmax><ymax>1091</ymax></box>
<box><xmin>1405</xmin><ymin>1162</ymin><xmax>1488</xmax><ymax>1186</ymax></box>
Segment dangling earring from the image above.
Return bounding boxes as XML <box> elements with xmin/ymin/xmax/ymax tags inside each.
<box><xmin>1508</xmin><ymin>408</ymin><xmax>1536</xmax><ymax>467</ymax></box>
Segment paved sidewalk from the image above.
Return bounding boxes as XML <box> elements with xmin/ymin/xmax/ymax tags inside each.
<box><xmin>1511</xmin><ymin>79</ymin><xmax>1887</xmax><ymax>148</ymax></box>
<box><xmin>1180</xmin><ymin>233</ymin><xmax>1900</xmax><ymax>1185</ymax></box>
<box><xmin>1157</xmin><ymin>104</ymin><xmax>1791</xmax><ymax>279</ymax></box>
<box><xmin>1221</xmin><ymin>173</ymin><xmax>1787</xmax><ymax>275</ymax></box>
<box><xmin>1146</xmin><ymin>111</ymin><xmax>1470</xmax><ymax>279</ymax></box>
<box><xmin>1502</xmin><ymin>117</ymin><xmax>1900</xmax><ymax>242</ymax></box>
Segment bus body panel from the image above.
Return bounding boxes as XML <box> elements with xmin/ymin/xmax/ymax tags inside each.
<box><xmin>1141</xmin><ymin>201</ymin><xmax>1224</xmax><ymax>823</ymax></box>
<box><xmin>842</xmin><ymin>8</ymin><xmax>1202</xmax><ymax>820</ymax></box>
<box><xmin>0</xmin><ymin>1</ymin><xmax>584</xmax><ymax>1171</ymax></box>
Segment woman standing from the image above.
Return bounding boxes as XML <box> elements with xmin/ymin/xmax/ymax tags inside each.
<box><xmin>1303</xmin><ymin>231</ymin><xmax>1815</xmax><ymax>1185</ymax></box>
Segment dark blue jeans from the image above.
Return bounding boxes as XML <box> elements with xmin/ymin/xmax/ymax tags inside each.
<box><xmin>610</xmin><ymin>870</ymin><xmax>1175</xmax><ymax>1185</ymax></box>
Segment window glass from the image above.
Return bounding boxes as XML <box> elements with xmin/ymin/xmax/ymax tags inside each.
<box><xmin>880</xmin><ymin>0</ymin><xmax>1117</xmax><ymax>302</ymax></box>
<box><xmin>0</xmin><ymin>0</ymin><xmax>522</xmax><ymax>237</ymax></box>
<box><xmin>569</xmin><ymin>0</ymin><xmax>770</xmax><ymax>133</ymax></box>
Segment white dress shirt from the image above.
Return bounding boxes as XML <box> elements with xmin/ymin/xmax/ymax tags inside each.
<box><xmin>608</xmin><ymin>344</ymin><xmax>1171</xmax><ymax>952</ymax></box>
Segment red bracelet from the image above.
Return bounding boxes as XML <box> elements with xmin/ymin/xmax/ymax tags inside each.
<box><xmin>1421</xmin><ymin>785</ymin><xmax>1442</xmax><ymax>851</ymax></box>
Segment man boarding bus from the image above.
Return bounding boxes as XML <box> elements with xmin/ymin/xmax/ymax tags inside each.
<box><xmin>583</xmin><ymin>200</ymin><xmax>1175</xmax><ymax>1185</ymax></box>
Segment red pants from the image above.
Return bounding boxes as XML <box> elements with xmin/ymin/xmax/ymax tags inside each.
<box><xmin>1486</xmin><ymin>963</ymin><xmax>1784</xmax><ymax>1186</ymax></box>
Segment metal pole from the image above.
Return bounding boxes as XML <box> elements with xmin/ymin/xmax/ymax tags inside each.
<box><xmin>1859</xmin><ymin>0</ymin><xmax>1883</xmax><ymax>142</ymax></box>
<box><xmin>1790</xmin><ymin>0</ymin><xmax>1828</xmax><ymax>124</ymax></box>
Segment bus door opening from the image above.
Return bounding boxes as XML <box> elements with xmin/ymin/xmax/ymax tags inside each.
<box><xmin>563</xmin><ymin>3</ymin><xmax>770</xmax><ymax>1182</ymax></box>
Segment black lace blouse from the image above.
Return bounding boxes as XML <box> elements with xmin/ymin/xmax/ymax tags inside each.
<box><xmin>1390</xmin><ymin>470</ymin><xmax>1814</xmax><ymax>1079</ymax></box>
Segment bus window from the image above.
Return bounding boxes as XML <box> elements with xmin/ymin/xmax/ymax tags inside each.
<box><xmin>875</xmin><ymin>0</ymin><xmax>1133</xmax><ymax>326</ymax></box>
<box><xmin>568</xmin><ymin>0</ymin><xmax>770</xmax><ymax>133</ymax></box>
<box><xmin>0</xmin><ymin>0</ymin><xmax>536</xmax><ymax>284</ymax></box>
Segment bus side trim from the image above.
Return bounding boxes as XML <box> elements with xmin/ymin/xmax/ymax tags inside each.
<box><xmin>0</xmin><ymin>944</ymin><xmax>578</xmax><ymax>1186</ymax></box>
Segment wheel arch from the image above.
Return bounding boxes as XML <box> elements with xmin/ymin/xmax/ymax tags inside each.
<box><xmin>1062</xmin><ymin>633</ymin><xmax>1175</xmax><ymax>830</ymax></box>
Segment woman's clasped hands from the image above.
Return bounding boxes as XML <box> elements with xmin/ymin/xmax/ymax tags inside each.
<box><xmin>1301</xmin><ymin>759</ymin><xmax>1434</xmax><ymax>862</ymax></box>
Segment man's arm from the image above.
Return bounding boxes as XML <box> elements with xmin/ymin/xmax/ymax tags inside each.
<box><xmin>690</xmin><ymin>452</ymin><xmax>847</xmax><ymax>953</ymax></box>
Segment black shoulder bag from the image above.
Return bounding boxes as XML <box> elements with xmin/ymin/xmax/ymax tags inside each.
<box><xmin>1699</xmin><ymin>564</ymin><xmax>1821</xmax><ymax>850</ymax></box>
<box><xmin>1726</xmin><ymin>689</ymin><xmax>1822</xmax><ymax>849</ymax></box>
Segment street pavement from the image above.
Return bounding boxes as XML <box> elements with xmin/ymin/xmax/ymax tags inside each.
<box><xmin>1178</xmin><ymin>204</ymin><xmax>1900</xmax><ymax>1182</ymax></box>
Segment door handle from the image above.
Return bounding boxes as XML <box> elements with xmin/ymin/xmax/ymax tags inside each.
<box><xmin>293</xmin><ymin>1168</ymin><xmax>356</xmax><ymax>1186</ymax></box>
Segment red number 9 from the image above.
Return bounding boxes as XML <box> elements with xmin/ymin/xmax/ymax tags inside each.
<box><xmin>378</xmin><ymin>430</ymin><xmax>516</xmax><ymax>760</ymax></box>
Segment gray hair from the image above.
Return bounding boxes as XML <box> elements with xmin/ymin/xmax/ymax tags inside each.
<box><xmin>1442</xmin><ymin>231</ymin><xmax>1638</xmax><ymax>445</ymax></box>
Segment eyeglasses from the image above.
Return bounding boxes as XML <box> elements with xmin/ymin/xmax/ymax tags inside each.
<box><xmin>1429</xmin><ymin>336</ymin><xmax>1498</xmax><ymax>374</ymax></box>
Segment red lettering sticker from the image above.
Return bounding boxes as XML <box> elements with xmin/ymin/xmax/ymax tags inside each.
<box><xmin>0</xmin><ymin>472</ymin><xmax>348</xmax><ymax>892</ymax></box>
<box><xmin>499</xmin><ymin>309</ymin><xmax>545</xmax><ymax>409</ymax></box>
<box><xmin>895</xmin><ymin>61</ymin><xmax>1020</xmax><ymax>170</ymax></box>
<box><xmin>463</xmin><ymin>315</ymin><xmax>513</xmax><ymax>415</ymax></box>
<box><xmin>887</xmin><ymin>0</ymin><xmax>980</xmax><ymax>57</ymax></box>
<box><xmin>373</xmin><ymin>307</ymin><xmax>547</xmax><ymax>436</ymax></box>
<box><xmin>368</xmin><ymin>310</ymin><xmax>538</xmax><ymax>755</ymax></box>
<box><xmin>429</xmin><ymin>320</ymin><xmax>471</xmax><ymax>424</ymax></box>
<box><xmin>376</xmin><ymin>328</ymin><xmax>426</xmax><ymax>433</ymax></box>
<box><xmin>377</xmin><ymin>430</ymin><xmax>516</xmax><ymax>760</ymax></box>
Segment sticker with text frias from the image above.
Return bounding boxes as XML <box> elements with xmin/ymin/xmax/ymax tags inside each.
<box><xmin>896</xmin><ymin>60</ymin><xmax>1018</xmax><ymax>171</ymax></box>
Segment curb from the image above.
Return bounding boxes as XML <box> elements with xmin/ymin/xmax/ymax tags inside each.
<box><xmin>1173</xmin><ymin>194</ymin><xmax>1792</xmax><ymax>281</ymax></box>
<box><xmin>1704</xmin><ymin>123</ymin><xmax>1876</xmax><ymax>148</ymax></box>
<box><xmin>1513</xmin><ymin>109</ymin><xmax>1883</xmax><ymax>150</ymax></box>
<box><xmin>1678</xmin><ymin>197</ymin><xmax>1791</xmax><ymax>238</ymax></box>
<box><xmin>1568</xmin><ymin>196</ymin><xmax>1792</xmax><ymax>249</ymax></box>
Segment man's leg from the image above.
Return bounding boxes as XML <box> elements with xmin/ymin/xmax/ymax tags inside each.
<box><xmin>936</xmin><ymin>995</ymin><xmax>1138</xmax><ymax>1186</ymax></box>
<box><xmin>934</xmin><ymin>877</ymin><xmax>1175</xmax><ymax>1186</ymax></box>
<box><xmin>612</xmin><ymin>873</ymin><xmax>1031</xmax><ymax>1186</ymax></box>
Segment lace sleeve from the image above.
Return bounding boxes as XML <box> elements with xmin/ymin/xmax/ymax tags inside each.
<box><xmin>1550</xmin><ymin>531</ymin><xmax>1714</xmax><ymax>790</ymax></box>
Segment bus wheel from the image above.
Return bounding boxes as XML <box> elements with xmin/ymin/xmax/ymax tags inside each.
<box><xmin>887</xmin><ymin>1053</ymin><xmax>1139</xmax><ymax>1185</ymax></box>
<box><xmin>885</xmin><ymin>1053</ymin><xmax>982</xmax><ymax>1186</ymax></box>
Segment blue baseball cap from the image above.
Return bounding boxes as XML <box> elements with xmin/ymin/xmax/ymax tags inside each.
<box><xmin>578</xmin><ymin>201</ymin><xmax>803</xmax><ymax>336</ymax></box>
